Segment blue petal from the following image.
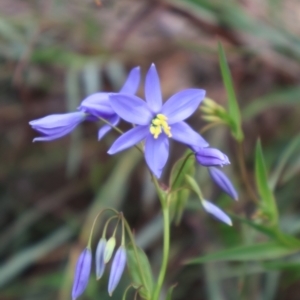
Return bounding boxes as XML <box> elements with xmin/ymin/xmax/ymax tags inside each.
<box><xmin>202</xmin><ymin>200</ymin><xmax>232</xmax><ymax>226</ymax></box>
<box><xmin>119</xmin><ymin>66</ymin><xmax>141</xmax><ymax>94</ymax></box>
<box><xmin>107</xmin><ymin>125</ymin><xmax>149</xmax><ymax>154</ymax></box>
<box><xmin>32</xmin><ymin>124</ymin><xmax>79</xmax><ymax>142</ymax></box>
<box><xmin>30</xmin><ymin>112</ymin><xmax>85</xmax><ymax>142</ymax></box>
<box><xmin>29</xmin><ymin>112</ymin><xmax>85</xmax><ymax>128</ymax></box>
<box><xmin>72</xmin><ymin>248</ymin><xmax>92</xmax><ymax>300</ymax></box>
<box><xmin>145</xmin><ymin>64</ymin><xmax>162</xmax><ymax>113</ymax></box>
<box><xmin>98</xmin><ymin>115</ymin><xmax>120</xmax><ymax>141</ymax></box>
<box><xmin>145</xmin><ymin>134</ymin><xmax>169</xmax><ymax>178</ymax></box>
<box><xmin>108</xmin><ymin>246</ymin><xmax>127</xmax><ymax>296</ymax></box>
<box><xmin>171</xmin><ymin>121</ymin><xmax>209</xmax><ymax>149</ymax></box>
<box><xmin>109</xmin><ymin>93</ymin><xmax>153</xmax><ymax>125</ymax></box>
<box><xmin>79</xmin><ymin>93</ymin><xmax>115</xmax><ymax>118</ymax></box>
<box><xmin>209</xmin><ymin>167</ymin><xmax>238</xmax><ymax>200</ymax></box>
<box><xmin>161</xmin><ymin>89</ymin><xmax>205</xmax><ymax>124</ymax></box>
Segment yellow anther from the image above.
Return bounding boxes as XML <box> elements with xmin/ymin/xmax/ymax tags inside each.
<box><xmin>156</xmin><ymin>114</ymin><xmax>168</xmax><ymax>121</ymax></box>
<box><xmin>162</xmin><ymin>125</ymin><xmax>172</xmax><ymax>137</ymax></box>
<box><xmin>150</xmin><ymin>126</ymin><xmax>156</xmax><ymax>135</ymax></box>
<box><xmin>152</xmin><ymin>119</ymin><xmax>162</xmax><ymax>126</ymax></box>
<box><xmin>149</xmin><ymin>114</ymin><xmax>172</xmax><ymax>139</ymax></box>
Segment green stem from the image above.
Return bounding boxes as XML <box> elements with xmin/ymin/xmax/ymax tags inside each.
<box><xmin>152</xmin><ymin>201</ymin><xmax>170</xmax><ymax>300</ymax></box>
<box><xmin>171</xmin><ymin>152</ymin><xmax>194</xmax><ymax>190</ymax></box>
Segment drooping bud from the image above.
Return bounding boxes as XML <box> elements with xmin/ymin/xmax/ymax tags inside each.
<box><xmin>195</xmin><ymin>148</ymin><xmax>230</xmax><ymax>167</ymax></box>
<box><xmin>96</xmin><ymin>238</ymin><xmax>107</xmax><ymax>279</ymax></box>
<box><xmin>108</xmin><ymin>246</ymin><xmax>127</xmax><ymax>296</ymax></box>
<box><xmin>208</xmin><ymin>167</ymin><xmax>238</xmax><ymax>201</ymax></box>
<box><xmin>72</xmin><ymin>248</ymin><xmax>92</xmax><ymax>300</ymax></box>
<box><xmin>104</xmin><ymin>236</ymin><xmax>116</xmax><ymax>263</ymax></box>
<box><xmin>202</xmin><ymin>199</ymin><xmax>232</xmax><ymax>226</ymax></box>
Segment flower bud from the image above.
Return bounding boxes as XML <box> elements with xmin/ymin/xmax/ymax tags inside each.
<box><xmin>208</xmin><ymin>167</ymin><xmax>238</xmax><ymax>200</ymax></box>
<box><xmin>96</xmin><ymin>238</ymin><xmax>106</xmax><ymax>279</ymax></box>
<box><xmin>195</xmin><ymin>148</ymin><xmax>230</xmax><ymax>167</ymax></box>
<box><xmin>29</xmin><ymin>112</ymin><xmax>86</xmax><ymax>142</ymax></box>
<box><xmin>108</xmin><ymin>246</ymin><xmax>127</xmax><ymax>296</ymax></box>
<box><xmin>202</xmin><ymin>200</ymin><xmax>232</xmax><ymax>226</ymax></box>
<box><xmin>72</xmin><ymin>248</ymin><xmax>92</xmax><ymax>300</ymax></box>
<box><xmin>104</xmin><ymin>236</ymin><xmax>116</xmax><ymax>263</ymax></box>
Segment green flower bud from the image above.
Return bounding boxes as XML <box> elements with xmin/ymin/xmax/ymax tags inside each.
<box><xmin>104</xmin><ymin>236</ymin><xmax>116</xmax><ymax>263</ymax></box>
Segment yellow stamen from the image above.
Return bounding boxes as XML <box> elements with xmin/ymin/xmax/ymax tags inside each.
<box><xmin>149</xmin><ymin>114</ymin><xmax>172</xmax><ymax>139</ymax></box>
<box><xmin>156</xmin><ymin>114</ymin><xmax>168</xmax><ymax>121</ymax></box>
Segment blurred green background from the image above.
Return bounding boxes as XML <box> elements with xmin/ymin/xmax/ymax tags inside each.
<box><xmin>1</xmin><ymin>0</ymin><xmax>300</xmax><ymax>299</ymax></box>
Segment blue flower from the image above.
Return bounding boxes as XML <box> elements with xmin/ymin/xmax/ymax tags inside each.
<box><xmin>29</xmin><ymin>112</ymin><xmax>86</xmax><ymax>142</ymax></box>
<box><xmin>29</xmin><ymin>67</ymin><xmax>140</xmax><ymax>142</ymax></box>
<box><xmin>195</xmin><ymin>147</ymin><xmax>230</xmax><ymax>167</ymax></box>
<box><xmin>208</xmin><ymin>167</ymin><xmax>238</xmax><ymax>201</ymax></box>
<box><xmin>108</xmin><ymin>64</ymin><xmax>208</xmax><ymax>178</ymax></box>
<box><xmin>108</xmin><ymin>246</ymin><xmax>127</xmax><ymax>296</ymax></box>
<box><xmin>79</xmin><ymin>67</ymin><xmax>140</xmax><ymax>140</ymax></box>
<box><xmin>72</xmin><ymin>248</ymin><xmax>92</xmax><ymax>300</ymax></box>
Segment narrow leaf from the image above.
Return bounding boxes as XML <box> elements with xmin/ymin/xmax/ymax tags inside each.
<box><xmin>126</xmin><ymin>244</ymin><xmax>153</xmax><ymax>299</ymax></box>
<box><xmin>269</xmin><ymin>133</ymin><xmax>300</xmax><ymax>190</ymax></box>
<box><xmin>187</xmin><ymin>242</ymin><xmax>298</xmax><ymax>264</ymax></box>
<box><xmin>166</xmin><ymin>284</ymin><xmax>177</xmax><ymax>300</ymax></box>
<box><xmin>255</xmin><ymin>140</ymin><xmax>278</xmax><ymax>225</ymax></box>
<box><xmin>173</xmin><ymin>189</ymin><xmax>190</xmax><ymax>225</ymax></box>
<box><xmin>218</xmin><ymin>42</ymin><xmax>243</xmax><ymax>141</ymax></box>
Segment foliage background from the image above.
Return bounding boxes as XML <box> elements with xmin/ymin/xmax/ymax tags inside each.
<box><xmin>1</xmin><ymin>0</ymin><xmax>300</xmax><ymax>299</ymax></box>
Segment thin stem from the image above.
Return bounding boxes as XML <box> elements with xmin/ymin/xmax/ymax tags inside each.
<box><xmin>97</xmin><ymin>116</ymin><xmax>144</xmax><ymax>155</ymax></box>
<box><xmin>171</xmin><ymin>152</ymin><xmax>194</xmax><ymax>190</ymax></box>
<box><xmin>86</xmin><ymin>208</ymin><xmax>119</xmax><ymax>248</ymax></box>
<box><xmin>236</xmin><ymin>142</ymin><xmax>258</xmax><ymax>203</ymax></box>
<box><xmin>122</xmin><ymin>218</ymin><xmax>148</xmax><ymax>293</ymax></box>
<box><xmin>200</xmin><ymin>122</ymin><xmax>223</xmax><ymax>134</ymax></box>
<box><xmin>152</xmin><ymin>201</ymin><xmax>170</xmax><ymax>300</ymax></box>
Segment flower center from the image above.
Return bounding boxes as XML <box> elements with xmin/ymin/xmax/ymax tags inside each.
<box><xmin>149</xmin><ymin>114</ymin><xmax>172</xmax><ymax>139</ymax></box>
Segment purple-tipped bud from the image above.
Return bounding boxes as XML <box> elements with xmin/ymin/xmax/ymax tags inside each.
<box><xmin>202</xmin><ymin>200</ymin><xmax>232</xmax><ymax>226</ymax></box>
<box><xmin>29</xmin><ymin>112</ymin><xmax>86</xmax><ymax>142</ymax></box>
<box><xmin>108</xmin><ymin>246</ymin><xmax>126</xmax><ymax>296</ymax></box>
<box><xmin>208</xmin><ymin>167</ymin><xmax>238</xmax><ymax>200</ymax></box>
<box><xmin>72</xmin><ymin>248</ymin><xmax>92</xmax><ymax>300</ymax></box>
<box><xmin>96</xmin><ymin>238</ymin><xmax>106</xmax><ymax>279</ymax></box>
<box><xmin>195</xmin><ymin>148</ymin><xmax>230</xmax><ymax>167</ymax></box>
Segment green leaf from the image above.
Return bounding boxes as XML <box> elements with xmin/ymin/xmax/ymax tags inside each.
<box><xmin>255</xmin><ymin>140</ymin><xmax>278</xmax><ymax>225</ymax></box>
<box><xmin>126</xmin><ymin>244</ymin><xmax>153</xmax><ymax>299</ymax></box>
<box><xmin>186</xmin><ymin>242</ymin><xmax>299</xmax><ymax>264</ymax></box>
<box><xmin>230</xmin><ymin>214</ymin><xmax>277</xmax><ymax>238</ymax></box>
<box><xmin>173</xmin><ymin>189</ymin><xmax>190</xmax><ymax>225</ymax></box>
<box><xmin>264</xmin><ymin>260</ymin><xmax>300</xmax><ymax>271</ymax></box>
<box><xmin>269</xmin><ymin>133</ymin><xmax>300</xmax><ymax>190</ymax></box>
<box><xmin>218</xmin><ymin>42</ymin><xmax>244</xmax><ymax>141</ymax></box>
<box><xmin>166</xmin><ymin>284</ymin><xmax>177</xmax><ymax>300</ymax></box>
<box><xmin>242</xmin><ymin>87</ymin><xmax>300</xmax><ymax>121</ymax></box>
<box><xmin>169</xmin><ymin>151</ymin><xmax>195</xmax><ymax>190</ymax></box>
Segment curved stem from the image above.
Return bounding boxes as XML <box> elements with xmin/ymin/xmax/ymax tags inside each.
<box><xmin>97</xmin><ymin>116</ymin><xmax>144</xmax><ymax>155</ymax></box>
<box><xmin>123</xmin><ymin>218</ymin><xmax>148</xmax><ymax>292</ymax></box>
<box><xmin>200</xmin><ymin>122</ymin><xmax>223</xmax><ymax>134</ymax></box>
<box><xmin>171</xmin><ymin>152</ymin><xmax>194</xmax><ymax>190</ymax></box>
